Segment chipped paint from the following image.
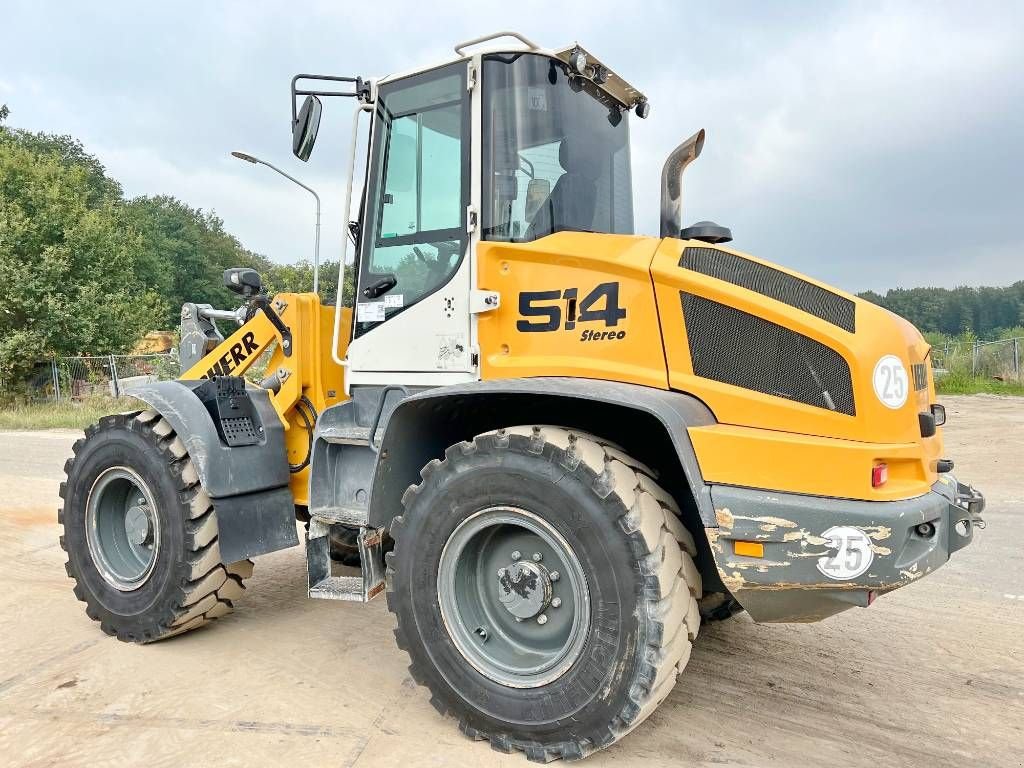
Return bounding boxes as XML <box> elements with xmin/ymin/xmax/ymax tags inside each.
<box><xmin>785</xmin><ymin>549</ymin><xmax>833</xmax><ymax>558</ymax></box>
<box><xmin>733</xmin><ymin>514</ymin><xmax>798</xmax><ymax>529</ymax></box>
<box><xmin>782</xmin><ymin>529</ymin><xmax>828</xmax><ymax>545</ymax></box>
<box><xmin>726</xmin><ymin>560</ymin><xmax>791</xmax><ymax>570</ymax></box>
<box><xmin>870</xmin><ymin>544</ymin><xmax>892</xmax><ymax>556</ymax></box>
<box><xmin>714</xmin><ymin>507</ymin><xmax>734</xmax><ymax>529</ymax></box>
<box><xmin>860</xmin><ymin>525</ymin><xmax>892</xmax><ymax>541</ymax></box>
<box><xmin>721</xmin><ymin>570</ymin><xmax>746</xmax><ymax>591</ymax></box>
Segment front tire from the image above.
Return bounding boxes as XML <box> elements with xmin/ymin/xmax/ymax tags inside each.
<box><xmin>387</xmin><ymin>426</ymin><xmax>701</xmax><ymax>762</ymax></box>
<box><xmin>59</xmin><ymin>410</ymin><xmax>253</xmax><ymax>642</ymax></box>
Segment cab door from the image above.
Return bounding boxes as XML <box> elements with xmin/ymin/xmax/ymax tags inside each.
<box><xmin>345</xmin><ymin>61</ymin><xmax>474</xmax><ymax>386</ymax></box>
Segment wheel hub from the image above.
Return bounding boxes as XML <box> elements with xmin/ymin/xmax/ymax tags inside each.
<box><xmin>125</xmin><ymin>502</ymin><xmax>154</xmax><ymax>547</ymax></box>
<box><xmin>497</xmin><ymin>560</ymin><xmax>552</xmax><ymax>620</ymax></box>
<box><xmin>437</xmin><ymin>506</ymin><xmax>591</xmax><ymax>688</ymax></box>
<box><xmin>85</xmin><ymin>467</ymin><xmax>160</xmax><ymax>591</ymax></box>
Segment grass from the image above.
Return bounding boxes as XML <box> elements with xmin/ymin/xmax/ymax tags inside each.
<box><xmin>935</xmin><ymin>372</ymin><xmax>1024</xmax><ymax>396</ymax></box>
<box><xmin>0</xmin><ymin>397</ymin><xmax>143</xmax><ymax>430</ymax></box>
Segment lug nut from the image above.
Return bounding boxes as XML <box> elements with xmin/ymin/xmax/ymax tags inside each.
<box><xmin>532</xmin><ymin>552</ymin><xmax>542</xmax><ymax>562</ymax></box>
<box><xmin>537</xmin><ymin>614</ymin><xmax>548</xmax><ymax>625</ymax></box>
<box><xmin>497</xmin><ymin>567</ymin><xmax>507</xmax><ymax>577</ymax></box>
<box><xmin>551</xmin><ymin>597</ymin><xmax>562</xmax><ymax>608</ymax></box>
<box><xmin>550</xmin><ymin>571</ymin><xmax>560</xmax><ymax>582</ymax></box>
<box><xmin>511</xmin><ymin>550</ymin><xmax>521</xmax><ymax>561</ymax></box>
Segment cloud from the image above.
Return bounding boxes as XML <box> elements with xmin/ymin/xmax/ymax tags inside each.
<box><xmin>2</xmin><ymin>0</ymin><xmax>1021</xmax><ymax>293</ymax></box>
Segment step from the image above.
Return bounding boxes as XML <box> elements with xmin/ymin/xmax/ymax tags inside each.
<box><xmin>319</xmin><ymin>425</ymin><xmax>371</xmax><ymax>445</ymax></box>
<box><xmin>311</xmin><ymin>506</ymin><xmax>367</xmax><ymax>526</ymax></box>
<box><xmin>309</xmin><ymin>575</ymin><xmax>383</xmax><ymax>601</ymax></box>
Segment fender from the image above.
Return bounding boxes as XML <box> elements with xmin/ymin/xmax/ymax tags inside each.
<box><xmin>126</xmin><ymin>379</ymin><xmax>298</xmax><ymax>562</ymax></box>
<box><xmin>367</xmin><ymin>377</ymin><xmax>718</xmax><ymax>531</ymax></box>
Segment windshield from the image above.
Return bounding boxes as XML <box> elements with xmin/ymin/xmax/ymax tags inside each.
<box><xmin>481</xmin><ymin>53</ymin><xmax>633</xmax><ymax>242</ymax></box>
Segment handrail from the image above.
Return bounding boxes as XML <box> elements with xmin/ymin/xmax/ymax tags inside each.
<box><xmin>454</xmin><ymin>31</ymin><xmax>539</xmax><ymax>56</ymax></box>
<box><xmin>331</xmin><ymin>101</ymin><xmax>374</xmax><ymax>370</ymax></box>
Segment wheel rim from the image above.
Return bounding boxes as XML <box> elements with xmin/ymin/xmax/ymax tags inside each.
<box><xmin>85</xmin><ymin>466</ymin><xmax>160</xmax><ymax>591</ymax></box>
<box><xmin>437</xmin><ymin>506</ymin><xmax>591</xmax><ymax>688</ymax></box>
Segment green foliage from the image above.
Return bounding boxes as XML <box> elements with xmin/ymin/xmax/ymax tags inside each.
<box><xmin>0</xmin><ymin>113</ymin><xmax>350</xmax><ymax>389</ymax></box>
<box><xmin>125</xmin><ymin>195</ymin><xmax>274</xmax><ymax>326</ymax></box>
<box><xmin>0</xmin><ymin>123</ymin><xmax>166</xmax><ymax>383</ymax></box>
<box><xmin>858</xmin><ymin>283</ymin><xmax>1024</xmax><ymax>338</ymax></box>
<box><xmin>261</xmin><ymin>258</ymin><xmax>355</xmax><ymax>306</ymax></box>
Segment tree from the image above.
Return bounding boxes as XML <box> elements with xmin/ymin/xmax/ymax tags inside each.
<box><xmin>858</xmin><ymin>282</ymin><xmax>1024</xmax><ymax>339</ymax></box>
<box><xmin>0</xmin><ymin>127</ymin><xmax>165</xmax><ymax>382</ymax></box>
<box><xmin>126</xmin><ymin>196</ymin><xmax>277</xmax><ymax>326</ymax></box>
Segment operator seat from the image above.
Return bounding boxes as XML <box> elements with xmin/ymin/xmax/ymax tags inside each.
<box><xmin>526</xmin><ymin>138</ymin><xmax>601</xmax><ymax>239</ymax></box>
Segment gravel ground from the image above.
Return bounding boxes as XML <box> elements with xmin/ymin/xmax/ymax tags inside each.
<box><xmin>0</xmin><ymin>394</ymin><xmax>1021</xmax><ymax>767</ymax></box>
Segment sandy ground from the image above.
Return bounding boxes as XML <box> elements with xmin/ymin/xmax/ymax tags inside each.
<box><xmin>0</xmin><ymin>395</ymin><xmax>1021</xmax><ymax>768</ymax></box>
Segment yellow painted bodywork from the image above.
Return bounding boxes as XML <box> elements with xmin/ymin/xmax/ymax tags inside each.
<box><xmin>479</xmin><ymin>232</ymin><xmax>942</xmax><ymax>503</ymax></box>
<box><xmin>181</xmin><ymin>233</ymin><xmax>941</xmax><ymax>507</ymax></box>
<box><xmin>182</xmin><ymin>294</ymin><xmax>349</xmax><ymax>506</ymax></box>
<box><xmin>477</xmin><ymin>234</ymin><xmax>667</xmax><ymax>389</ymax></box>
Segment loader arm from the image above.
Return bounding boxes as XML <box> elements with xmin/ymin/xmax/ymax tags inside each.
<box><xmin>180</xmin><ymin>293</ymin><xmax>350</xmax><ymax>506</ymax></box>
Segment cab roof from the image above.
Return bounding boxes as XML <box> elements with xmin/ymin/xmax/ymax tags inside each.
<box><xmin>376</xmin><ymin>32</ymin><xmax>647</xmax><ymax>113</ymax></box>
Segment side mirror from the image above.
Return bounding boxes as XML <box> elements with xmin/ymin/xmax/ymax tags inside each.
<box><xmin>224</xmin><ymin>268</ymin><xmax>263</xmax><ymax>297</ymax></box>
<box><xmin>292</xmin><ymin>95</ymin><xmax>323</xmax><ymax>161</ymax></box>
<box><xmin>524</xmin><ymin>178</ymin><xmax>551</xmax><ymax>222</ymax></box>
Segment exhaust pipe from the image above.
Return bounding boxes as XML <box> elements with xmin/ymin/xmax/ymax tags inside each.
<box><xmin>660</xmin><ymin>129</ymin><xmax>705</xmax><ymax>238</ymax></box>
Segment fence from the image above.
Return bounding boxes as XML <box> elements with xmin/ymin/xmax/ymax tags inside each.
<box><xmin>932</xmin><ymin>337</ymin><xmax>1022</xmax><ymax>382</ymax></box>
<box><xmin>11</xmin><ymin>353</ymin><xmax>180</xmax><ymax>403</ymax></box>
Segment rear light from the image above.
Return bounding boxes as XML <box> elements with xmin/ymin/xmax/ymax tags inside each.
<box><xmin>931</xmin><ymin>403</ymin><xmax>946</xmax><ymax>426</ymax></box>
<box><xmin>871</xmin><ymin>463</ymin><xmax>888</xmax><ymax>488</ymax></box>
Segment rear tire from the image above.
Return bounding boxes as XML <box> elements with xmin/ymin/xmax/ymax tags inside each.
<box><xmin>387</xmin><ymin>425</ymin><xmax>701</xmax><ymax>762</ymax></box>
<box><xmin>59</xmin><ymin>410</ymin><xmax>253</xmax><ymax>642</ymax></box>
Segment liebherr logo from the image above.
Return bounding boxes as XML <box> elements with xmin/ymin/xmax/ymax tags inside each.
<box><xmin>199</xmin><ymin>331</ymin><xmax>261</xmax><ymax>379</ymax></box>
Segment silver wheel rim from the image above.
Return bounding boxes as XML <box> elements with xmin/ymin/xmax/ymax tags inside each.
<box><xmin>85</xmin><ymin>466</ymin><xmax>160</xmax><ymax>591</ymax></box>
<box><xmin>437</xmin><ymin>506</ymin><xmax>591</xmax><ymax>688</ymax></box>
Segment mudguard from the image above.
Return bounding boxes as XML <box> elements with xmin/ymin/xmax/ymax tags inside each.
<box><xmin>367</xmin><ymin>377</ymin><xmax>717</xmax><ymax>530</ymax></box>
<box><xmin>126</xmin><ymin>379</ymin><xmax>298</xmax><ymax>562</ymax></box>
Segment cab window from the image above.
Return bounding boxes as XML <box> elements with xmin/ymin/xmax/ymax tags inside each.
<box><xmin>355</xmin><ymin>64</ymin><xmax>468</xmax><ymax>337</ymax></box>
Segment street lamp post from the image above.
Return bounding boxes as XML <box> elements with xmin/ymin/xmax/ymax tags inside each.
<box><xmin>231</xmin><ymin>151</ymin><xmax>322</xmax><ymax>295</ymax></box>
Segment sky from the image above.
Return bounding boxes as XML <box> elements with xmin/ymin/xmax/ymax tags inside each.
<box><xmin>2</xmin><ymin>1</ymin><xmax>1021</xmax><ymax>294</ymax></box>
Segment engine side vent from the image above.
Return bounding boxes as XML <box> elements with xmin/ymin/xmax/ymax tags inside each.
<box><xmin>681</xmin><ymin>292</ymin><xmax>856</xmax><ymax>415</ymax></box>
<box><xmin>679</xmin><ymin>247</ymin><xmax>856</xmax><ymax>333</ymax></box>
<box><xmin>912</xmin><ymin>362</ymin><xmax>929</xmax><ymax>391</ymax></box>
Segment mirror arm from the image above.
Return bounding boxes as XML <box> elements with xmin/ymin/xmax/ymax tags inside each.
<box><xmin>290</xmin><ymin>73</ymin><xmax>371</xmax><ymax>128</ymax></box>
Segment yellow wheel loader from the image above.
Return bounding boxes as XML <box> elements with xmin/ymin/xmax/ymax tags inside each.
<box><xmin>59</xmin><ymin>32</ymin><xmax>985</xmax><ymax>761</ymax></box>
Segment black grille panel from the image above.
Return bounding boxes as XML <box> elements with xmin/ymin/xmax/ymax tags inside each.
<box><xmin>680</xmin><ymin>247</ymin><xmax>856</xmax><ymax>333</ymax></box>
<box><xmin>681</xmin><ymin>292</ymin><xmax>856</xmax><ymax>415</ymax></box>
<box><xmin>912</xmin><ymin>362</ymin><xmax>928</xmax><ymax>391</ymax></box>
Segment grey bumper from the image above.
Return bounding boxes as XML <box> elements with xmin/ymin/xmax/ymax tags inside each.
<box><xmin>707</xmin><ymin>477</ymin><xmax>985</xmax><ymax>623</ymax></box>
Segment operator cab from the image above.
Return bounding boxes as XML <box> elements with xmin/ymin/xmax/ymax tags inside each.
<box><xmin>289</xmin><ymin>34</ymin><xmax>652</xmax><ymax>381</ymax></box>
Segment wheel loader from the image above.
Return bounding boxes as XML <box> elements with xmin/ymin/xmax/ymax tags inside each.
<box><xmin>59</xmin><ymin>32</ymin><xmax>986</xmax><ymax>762</ymax></box>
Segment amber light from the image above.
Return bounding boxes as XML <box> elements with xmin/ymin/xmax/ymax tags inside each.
<box><xmin>734</xmin><ymin>540</ymin><xmax>764</xmax><ymax>558</ymax></box>
<box><xmin>871</xmin><ymin>463</ymin><xmax>888</xmax><ymax>488</ymax></box>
